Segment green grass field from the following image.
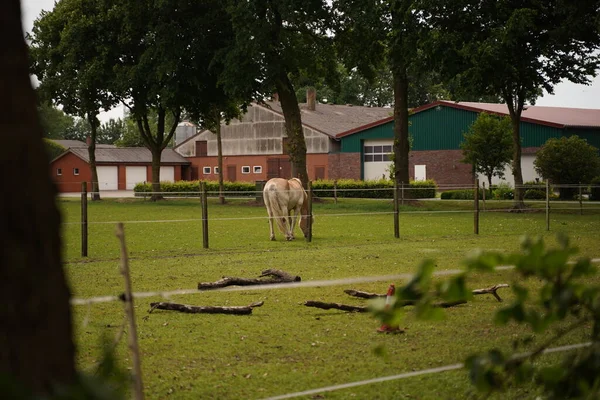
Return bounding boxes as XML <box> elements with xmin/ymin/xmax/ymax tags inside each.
<box><xmin>58</xmin><ymin>197</ymin><xmax>600</xmax><ymax>399</ymax></box>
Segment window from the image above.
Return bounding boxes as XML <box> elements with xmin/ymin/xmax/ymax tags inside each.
<box><xmin>241</xmin><ymin>166</ymin><xmax>251</xmax><ymax>174</ymax></box>
<box><xmin>364</xmin><ymin>144</ymin><xmax>393</xmax><ymax>163</ymax></box>
<box><xmin>73</xmin><ymin>168</ymin><xmax>80</xmax><ymax>176</ymax></box>
<box><xmin>253</xmin><ymin>166</ymin><xmax>262</xmax><ymax>174</ymax></box>
<box><xmin>196</xmin><ymin>141</ymin><xmax>208</xmax><ymax>157</ymax></box>
<box><xmin>203</xmin><ymin>167</ymin><xmax>211</xmax><ymax>174</ymax></box>
<box><xmin>56</xmin><ymin>168</ymin><xmax>62</xmax><ymax>176</ymax></box>
<box><xmin>214</xmin><ymin>166</ymin><xmax>220</xmax><ymax>174</ymax></box>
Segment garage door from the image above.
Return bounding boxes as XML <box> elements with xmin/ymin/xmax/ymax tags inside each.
<box><xmin>97</xmin><ymin>166</ymin><xmax>118</xmax><ymax>191</ymax></box>
<box><xmin>126</xmin><ymin>166</ymin><xmax>147</xmax><ymax>190</ymax></box>
<box><xmin>160</xmin><ymin>166</ymin><xmax>175</xmax><ymax>182</ymax></box>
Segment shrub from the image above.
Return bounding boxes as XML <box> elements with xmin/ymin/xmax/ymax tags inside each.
<box><xmin>134</xmin><ymin>180</ymin><xmax>256</xmax><ymax>197</ymax></box>
<box><xmin>524</xmin><ymin>189</ymin><xmax>546</xmax><ymax>200</ymax></box>
<box><xmin>312</xmin><ymin>179</ymin><xmax>437</xmax><ymax>199</ymax></box>
<box><xmin>440</xmin><ymin>189</ymin><xmax>487</xmax><ymax>200</ymax></box>
<box><xmin>492</xmin><ymin>182</ymin><xmax>513</xmax><ymax>200</ymax></box>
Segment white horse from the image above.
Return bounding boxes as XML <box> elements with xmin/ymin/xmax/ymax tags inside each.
<box><xmin>263</xmin><ymin>178</ymin><xmax>309</xmax><ymax>241</ymax></box>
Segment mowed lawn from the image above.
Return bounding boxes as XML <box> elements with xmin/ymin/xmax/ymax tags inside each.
<box><xmin>58</xmin><ymin>197</ymin><xmax>600</xmax><ymax>399</ymax></box>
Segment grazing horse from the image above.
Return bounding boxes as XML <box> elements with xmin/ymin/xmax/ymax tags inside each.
<box><xmin>263</xmin><ymin>178</ymin><xmax>309</xmax><ymax>241</ymax></box>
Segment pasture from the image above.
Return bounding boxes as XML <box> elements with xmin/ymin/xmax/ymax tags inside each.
<box><xmin>58</xmin><ymin>197</ymin><xmax>600</xmax><ymax>399</ymax></box>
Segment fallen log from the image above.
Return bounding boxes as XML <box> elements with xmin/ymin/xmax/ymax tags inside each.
<box><xmin>472</xmin><ymin>284</ymin><xmax>510</xmax><ymax>302</ymax></box>
<box><xmin>198</xmin><ymin>269</ymin><xmax>300</xmax><ymax>290</ymax></box>
<box><xmin>345</xmin><ymin>284</ymin><xmax>510</xmax><ymax>302</ymax></box>
<box><xmin>304</xmin><ymin>301</ymin><xmax>368</xmax><ymax>312</ymax></box>
<box><xmin>149</xmin><ymin>301</ymin><xmax>264</xmax><ymax>315</ymax></box>
<box><xmin>303</xmin><ymin>299</ymin><xmax>466</xmax><ymax>312</ymax></box>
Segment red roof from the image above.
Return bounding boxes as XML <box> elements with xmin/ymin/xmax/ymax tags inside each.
<box><xmin>336</xmin><ymin>100</ymin><xmax>600</xmax><ymax>138</ymax></box>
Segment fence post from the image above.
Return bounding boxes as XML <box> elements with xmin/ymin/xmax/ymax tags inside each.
<box><xmin>255</xmin><ymin>180</ymin><xmax>266</xmax><ymax>206</ymax></box>
<box><xmin>200</xmin><ymin>181</ymin><xmax>209</xmax><ymax>249</ymax></box>
<box><xmin>393</xmin><ymin>181</ymin><xmax>400</xmax><ymax>238</ymax></box>
<box><xmin>546</xmin><ymin>180</ymin><xmax>550</xmax><ymax>231</ymax></box>
<box><xmin>579</xmin><ymin>183</ymin><xmax>583</xmax><ymax>215</ymax></box>
<box><xmin>474</xmin><ymin>179</ymin><xmax>479</xmax><ymax>235</ymax></box>
<box><xmin>115</xmin><ymin>223</ymin><xmax>145</xmax><ymax>400</ymax></box>
<box><xmin>333</xmin><ymin>179</ymin><xmax>338</xmax><ymax>205</ymax></box>
<box><xmin>306</xmin><ymin>181</ymin><xmax>313</xmax><ymax>242</ymax></box>
<box><xmin>81</xmin><ymin>181</ymin><xmax>88</xmax><ymax>257</ymax></box>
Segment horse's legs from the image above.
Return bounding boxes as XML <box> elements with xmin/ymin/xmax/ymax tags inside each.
<box><xmin>288</xmin><ymin>208</ymin><xmax>299</xmax><ymax>240</ymax></box>
<box><xmin>265</xmin><ymin>202</ymin><xmax>276</xmax><ymax>241</ymax></box>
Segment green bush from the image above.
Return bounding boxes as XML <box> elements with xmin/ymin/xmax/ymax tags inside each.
<box><xmin>492</xmin><ymin>182</ymin><xmax>514</xmax><ymax>200</ymax></box>
<box><xmin>440</xmin><ymin>189</ymin><xmax>488</xmax><ymax>200</ymax></box>
<box><xmin>524</xmin><ymin>189</ymin><xmax>546</xmax><ymax>200</ymax></box>
<box><xmin>590</xmin><ymin>176</ymin><xmax>600</xmax><ymax>201</ymax></box>
<box><xmin>134</xmin><ymin>180</ymin><xmax>256</xmax><ymax>197</ymax></box>
<box><xmin>312</xmin><ymin>179</ymin><xmax>437</xmax><ymax>199</ymax></box>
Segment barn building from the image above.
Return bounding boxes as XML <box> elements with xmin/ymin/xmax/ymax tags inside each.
<box><xmin>50</xmin><ymin>146</ymin><xmax>190</xmax><ymax>193</ymax></box>
<box><xmin>174</xmin><ymin>95</ymin><xmax>391</xmax><ymax>182</ymax></box>
<box><xmin>336</xmin><ymin>101</ymin><xmax>600</xmax><ymax>186</ymax></box>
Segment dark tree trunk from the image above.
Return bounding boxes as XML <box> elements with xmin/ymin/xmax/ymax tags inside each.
<box><xmin>275</xmin><ymin>71</ymin><xmax>309</xmax><ymax>187</ymax></box>
<box><xmin>215</xmin><ymin>110</ymin><xmax>225</xmax><ymax>204</ymax></box>
<box><xmin>504</xmin><ymin>88</ymin><xmax>526</xmax><ymax>209</ymax></box>
<box><xmin>0</xmin><ymin>1</ymin><xmax>76</xmax><ymax>395</ymax></box>
<box><xmin>87</xmin><ymin>114</ymin><xmax>101</xmax><ymax>201</ymax></box>
<box><xmin>392</xmin><ymin>69</ymin><xmax>410</xmax><ymax>186</ymax></box>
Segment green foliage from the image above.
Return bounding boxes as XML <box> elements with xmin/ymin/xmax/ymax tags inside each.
<box><xmin>44</xmin><ymin>139</ymin><xmax>67</xmax><ymax>161</ymax></box>
<box><xmin>134</xmin><ymin>180</ymin><xmax>256</xmax><ymax>197</ymax></box>
<box><xmin>534</xmin><ymin>135</ymin><xmax>600</xmax><ymax>200</ymax></box>
<box><xmin>492</xmin><ymin>182</ymin><xmax>514</xmax><ymax>200</ymax></box>
<box><xmin>380</xmin><ymin>234</ymin><xmax>600</xmax><ymax>398</ymax></box>
<box><xmin>37</xmin><ymin>102</ymin><xmax>75</xmax><ymax>139</ymax></box>
<box><xmin>460</xmin><ymin>112</ymin><xmax>513</xmax><ymax>187</ymax></box>
<box><xmin>311</xmin><ymin>179</ymin><xmax>437</xmax><ymax>199</ymax></box>
<box><xmin>441</xmin><ymin>189</ymin><xmax>483</xmax><ymax>200</ymax></box>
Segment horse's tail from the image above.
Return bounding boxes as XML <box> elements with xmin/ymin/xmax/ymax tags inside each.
<box><xmin>264</xmin><ymin>186</ymin><xmax>288</xmax><ymax>235</ymax></box>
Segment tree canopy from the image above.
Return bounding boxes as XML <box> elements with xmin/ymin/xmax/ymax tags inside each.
<box><xmin>423</xmin><ymin>0</ymin><xmax>600</xmax><ymax>207</ymax></box>
<box><xmin>534</xmin><ymin>135</ymin><xmax>600</xmax><ymax>199</ymax></box>
<box><xmin>461</xmin><ymin>112</ymin><xmax>514</xmax><ymax>187</ymax></box>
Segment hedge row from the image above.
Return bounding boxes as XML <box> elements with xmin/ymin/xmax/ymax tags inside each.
<box><xmin>133</xmin><ymin>179</ymin><xmax>438</xmax><ymax>199</ymax></box>
<box><xmin>311</xmin><ymin>179</ymin><xmax>437</xmax><ymax>199</ymax></box>
<box><xmin>134</xmin><ymin>180</ymin><xmax>256</xmax><ymax>197</ymax></box>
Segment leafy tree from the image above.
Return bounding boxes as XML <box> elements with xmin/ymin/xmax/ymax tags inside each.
<box><xmin>461</xmin><ymin>112</ymin><xmax>514</xmax><ymax>187</ymax></box>
<box><xmin>423</xmin><ymin>0</ymin><xmax>600</xmax><ymax>208</ymax></box>
<box><xmin>97</xmin><ymin>119</ymin><xmax>125</xmax><ymax>145</ymax></box>
<box><xmin>43</xmin><ymin>138</ymin><xmax>67</xmax><ymax>161</ymax></box>
<box><xmin>534</xmin><ymin>135</ymin><xmax>600</xmax><ymax>199</ymax></box>
<box><xmin>220</xmin><ymin>0</ymin><xmax>337</xmax><ymax>187</ymax></box>
<box><xmin>114</xmin><ymin>117</ymin><xmax>146</xmax><ymax>148</ymax></box>
<box><xmin>29</xmin><ymin>0</ymin><xmax>119</xmax><ymax>200</ymax></box>
<box><xmin>374</xmin><ymin>234</ymin><xmax>600</xmax><ymax>399</ymax></box>
<box><xmin>63</xmin><ymin>117</ymin><xmax>90</xmax><ymax>142</ymax></box>
<box><xmin>37</xmin><ymin>101</ymin><xmax>74</xmax><ymax>139</ymax></box>
<box><xmin>334</xmin><ymin>0</ymin><xmax>428</xmax><ymax>187</ymax></box>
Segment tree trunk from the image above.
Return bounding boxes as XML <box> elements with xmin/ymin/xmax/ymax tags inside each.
<box><xmin>216</xmin><ymin>113</ymin><xmax>225</xmax><ymax>204</ymax></box>
<box><xmin>392</xmin><ymin>69</ymin><xmax>410</xmax><ymax>187</ymax></box>
<box><xmin>0</xmin><ymin>1</ymin><xmax>76</xmax><ymax>395</ymax></box>
<box><xmin>509</xmin><ymin>111</ymin><xmax>525</xmax><ymax>208</ymax></box>
<box><xmin>150</xmin><ymin>147</ymin><xmax>162</xmax><ymax>202</ymax></box>
<box><xmin>275</xmin><ymin>71</ymin><xmax>309</xmax><ymax>187</ymax></box>
<box><xmin>87</xmin><ymin>113</ymin><xmax>101</xmax><ymax>201</ymax></box>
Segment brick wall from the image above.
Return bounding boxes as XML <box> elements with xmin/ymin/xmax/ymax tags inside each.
<box><xmin>328</xmin><ymin>153</ymin><xmax>361</xmax><ymax>180</ymax></box>
<box><xmin>409</xmin><ymin>149</ymin><xmax>473</xmax><ymax>186</ymax></box>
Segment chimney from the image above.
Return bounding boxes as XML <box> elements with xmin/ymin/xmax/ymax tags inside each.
<box><xmin>306</xmin><ymin>87</ymin><xmax>316</xmax><ymax>111</ymax></box>
<box><xmin>86</xmin><ymin>136</ymin><xmax>91</xmax><ymax>146</ymax></box>
<box><xmin>272</xmin><ymin>93</ymin><xmax>279</xmax><ymax>102</ymax></box>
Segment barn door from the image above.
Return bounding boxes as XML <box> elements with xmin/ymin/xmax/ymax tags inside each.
<box><xmin>227</xmin><ymin>165</ymin><xmax>237</xmax><ymax>182</ymax></box>
<box><xmin>267</xmin><ymin>158</ymin><xmax>291</xmax><ymax>179</ymax></box>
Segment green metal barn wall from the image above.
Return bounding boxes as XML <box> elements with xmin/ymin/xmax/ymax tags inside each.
<box><xmin>339</xmin><ymin>106</ymin><xmax>587</xmax><ymax>152</ymax></box>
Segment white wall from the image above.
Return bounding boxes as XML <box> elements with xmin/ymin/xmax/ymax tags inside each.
<box><xmin>477</xmin><ymin>154</ymin><xmax>543</xmax><ymax>187</ymax></box>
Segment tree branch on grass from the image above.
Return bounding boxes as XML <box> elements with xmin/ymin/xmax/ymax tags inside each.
<box><xmin>198</xmin><ymin>269</ymin><xmax>300</xmax><ymax>290</ymax></box>
<box><xmin>149</xmin><ymin>301</ymin><xmax>264</xmax><ymax>315</ymax></box>
<box><xmin>345</xmin><ymin>284</ymin><xmax>509</xmax><ymax>302</ymax></box>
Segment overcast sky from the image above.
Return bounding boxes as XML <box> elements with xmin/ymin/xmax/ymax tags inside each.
<box><xmin>21</xmin><ymin>0</ymin><xmax>600</xmax><ymax>123</ymax></box>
